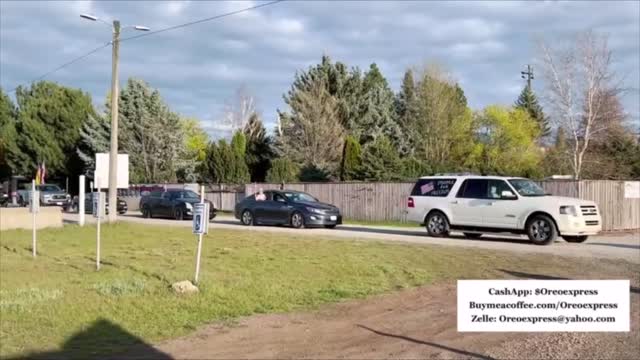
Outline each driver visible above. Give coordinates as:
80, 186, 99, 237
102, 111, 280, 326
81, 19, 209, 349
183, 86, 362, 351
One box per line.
255, 188, 266, 201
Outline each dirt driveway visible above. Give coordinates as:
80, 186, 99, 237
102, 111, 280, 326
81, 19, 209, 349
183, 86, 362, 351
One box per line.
120, 280, 639, 360
65, 213, 640, 264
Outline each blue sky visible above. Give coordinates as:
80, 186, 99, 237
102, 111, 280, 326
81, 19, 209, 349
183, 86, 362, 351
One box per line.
1, 0, 638, 138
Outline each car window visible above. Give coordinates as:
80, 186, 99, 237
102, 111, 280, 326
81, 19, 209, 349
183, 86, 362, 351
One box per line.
283, 192, 318, 202
263, 191, 274, 201
150, 191, 161, 198
169, 192, 180, 200
411, 179, 456, 197
38, 185, 61, 192
273, 193, 287, 202
457, 179, 488, 199
487, 180, 514, 199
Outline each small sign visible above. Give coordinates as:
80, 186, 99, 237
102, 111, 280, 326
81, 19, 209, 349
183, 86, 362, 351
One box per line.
93, 192, 106, 218
29, 191, 40, 213
624, 181, 640, 199
192, 203, 207, 234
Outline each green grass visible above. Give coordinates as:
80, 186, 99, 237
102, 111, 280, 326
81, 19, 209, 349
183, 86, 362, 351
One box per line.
0, 223, 637, 359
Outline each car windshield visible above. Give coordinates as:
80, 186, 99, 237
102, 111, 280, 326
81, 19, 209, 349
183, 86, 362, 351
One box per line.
508, 179, 546, 197
283, 192, 318, 203
178, 191, 199, 199
38, 185, 61, 192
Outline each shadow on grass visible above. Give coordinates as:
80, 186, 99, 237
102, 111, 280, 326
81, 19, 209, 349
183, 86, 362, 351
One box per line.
499, 269, 640, 294
357, 324, 495, 360
587, 242, 640, 250
6, 318, 172, 360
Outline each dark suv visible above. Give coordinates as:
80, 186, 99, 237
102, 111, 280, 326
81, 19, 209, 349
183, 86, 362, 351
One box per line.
139, 189, 217, 220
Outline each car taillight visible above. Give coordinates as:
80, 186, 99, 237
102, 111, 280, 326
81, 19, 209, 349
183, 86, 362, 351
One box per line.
407, 197, 415, 208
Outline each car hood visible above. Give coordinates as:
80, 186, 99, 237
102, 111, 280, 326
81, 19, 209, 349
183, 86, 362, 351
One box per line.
295, 201, 339, 211
532, 195, 597, 207
42, 191, 67, 196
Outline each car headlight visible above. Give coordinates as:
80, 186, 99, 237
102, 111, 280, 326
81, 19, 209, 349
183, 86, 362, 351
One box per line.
560, 205, 578, 216
185, 202, 193, 210
306, 207, 323, 214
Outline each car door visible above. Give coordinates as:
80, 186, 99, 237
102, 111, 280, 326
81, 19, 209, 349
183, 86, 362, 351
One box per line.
159, 192, 173, 217
254, 191, 275, 223
483, 180, 519, 229
272, 192, 292, 223
450, 179, 490, 226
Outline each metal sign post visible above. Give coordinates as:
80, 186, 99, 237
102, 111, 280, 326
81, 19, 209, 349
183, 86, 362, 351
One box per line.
193, 185, 209, 284
29, 180, 40, 257
94, 178, 105, 271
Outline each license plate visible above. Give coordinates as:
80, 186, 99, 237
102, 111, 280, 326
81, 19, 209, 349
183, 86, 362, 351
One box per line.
330, 216, 337, 221
56, 202, 63, 206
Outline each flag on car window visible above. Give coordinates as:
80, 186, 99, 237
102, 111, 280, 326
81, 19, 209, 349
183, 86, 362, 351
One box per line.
420, 182, 434, 194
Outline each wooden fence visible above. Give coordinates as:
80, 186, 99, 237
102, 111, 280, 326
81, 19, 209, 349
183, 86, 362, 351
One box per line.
250, 180, 639, 232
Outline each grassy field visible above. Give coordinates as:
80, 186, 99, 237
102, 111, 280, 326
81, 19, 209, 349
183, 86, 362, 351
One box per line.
0, 223, 637, 359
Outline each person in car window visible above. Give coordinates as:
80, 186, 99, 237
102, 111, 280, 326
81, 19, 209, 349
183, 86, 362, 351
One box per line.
255, 188, 266, 201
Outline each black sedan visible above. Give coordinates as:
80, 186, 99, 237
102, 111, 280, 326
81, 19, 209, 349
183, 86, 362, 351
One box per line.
70, 192, 128, 215
139, 189, 217, 220
234, 190, 342, 228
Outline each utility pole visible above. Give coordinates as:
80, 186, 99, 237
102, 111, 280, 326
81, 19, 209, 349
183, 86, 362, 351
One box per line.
81, 14, 149, 223
521, 64, 534, 89
108, 20, 120, 223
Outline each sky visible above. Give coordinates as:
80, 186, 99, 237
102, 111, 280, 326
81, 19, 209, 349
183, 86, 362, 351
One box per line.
1, 0, 639, 138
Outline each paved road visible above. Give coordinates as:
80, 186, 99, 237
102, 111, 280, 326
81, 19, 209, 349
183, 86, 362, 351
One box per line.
63, 212, 640, 264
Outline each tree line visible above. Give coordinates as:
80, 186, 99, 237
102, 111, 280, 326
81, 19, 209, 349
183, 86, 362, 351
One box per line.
1, 30, 638, 186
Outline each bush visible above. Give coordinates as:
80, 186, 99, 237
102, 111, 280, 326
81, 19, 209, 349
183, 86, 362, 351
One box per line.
266, 158, 298, 183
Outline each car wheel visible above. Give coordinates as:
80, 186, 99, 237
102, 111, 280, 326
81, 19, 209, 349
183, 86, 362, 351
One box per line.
324, 224, 337, 229
526, 215, 557, 245
562, 235, 589, 243
463, 232, 482, 239
426, 211, 449, 237
142, 206, 152, 219
174, 208, 184, 221
290, 211, 305, 229
241, 210, 253, 226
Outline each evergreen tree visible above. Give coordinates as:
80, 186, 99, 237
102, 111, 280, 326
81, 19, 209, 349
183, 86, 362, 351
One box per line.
515, 85, 551, 137
243, 113, 274, 182
360, 136, 403, 181
265, 158, 298, 183
77, 110, 110, 174
400, 157, 432, 180
340, 135, 362, 181
395, 69, 418, 135
231, 131, 250, 183
0, 89, 19, 178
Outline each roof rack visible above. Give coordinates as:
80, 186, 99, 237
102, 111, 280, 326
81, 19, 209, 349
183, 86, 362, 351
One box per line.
434, 172, 480, 176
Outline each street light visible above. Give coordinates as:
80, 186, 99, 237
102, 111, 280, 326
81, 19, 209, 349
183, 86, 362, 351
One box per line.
81, 14, 150, 223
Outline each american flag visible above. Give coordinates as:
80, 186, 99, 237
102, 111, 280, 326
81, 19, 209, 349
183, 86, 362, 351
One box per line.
420, 182, 434, 194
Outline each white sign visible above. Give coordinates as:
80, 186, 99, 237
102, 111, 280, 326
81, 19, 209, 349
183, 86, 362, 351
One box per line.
457, 280, 630, 332
29, 191, 40, 213
192, 203, 209, 234
93, 192, 106, 218
94, 153, 130, 189
624, 181, 640, 199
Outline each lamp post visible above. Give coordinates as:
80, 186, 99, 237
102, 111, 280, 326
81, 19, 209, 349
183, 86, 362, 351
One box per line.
81, 14, 149, 223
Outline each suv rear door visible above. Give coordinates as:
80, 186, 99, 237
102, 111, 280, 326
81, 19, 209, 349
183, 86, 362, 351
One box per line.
452, 179, 489, 226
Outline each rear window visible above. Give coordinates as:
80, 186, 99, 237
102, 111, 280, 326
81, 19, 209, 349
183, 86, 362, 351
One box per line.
411, 178, 456, 197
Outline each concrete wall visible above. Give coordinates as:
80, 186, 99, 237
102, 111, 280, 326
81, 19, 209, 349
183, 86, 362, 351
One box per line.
0, 207, 63, 231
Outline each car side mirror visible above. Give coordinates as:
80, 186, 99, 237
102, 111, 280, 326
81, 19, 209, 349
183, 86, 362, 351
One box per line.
501, 190, 517, 199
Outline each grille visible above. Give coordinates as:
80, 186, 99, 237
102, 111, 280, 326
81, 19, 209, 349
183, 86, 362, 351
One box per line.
580, 206, 598, 216
585, 220, 599, 226
52, 195, 66, 200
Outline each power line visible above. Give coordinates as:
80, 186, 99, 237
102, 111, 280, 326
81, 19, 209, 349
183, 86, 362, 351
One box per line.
8, 42, 111, 93
7, 0, 284, 92
119, 0, 285, 43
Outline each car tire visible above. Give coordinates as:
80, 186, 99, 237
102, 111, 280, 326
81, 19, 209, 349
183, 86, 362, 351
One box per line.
119, 211, 127, 215
526, 214, 557, 245
290, 211, 305, 229
562, 235, 589, 243
174, 208, 184, 221
241, 209, 254, 226
324, 224, 337, 229
463, 232, 482, 239
425, 211, 449, 237
142, 206, 152, 219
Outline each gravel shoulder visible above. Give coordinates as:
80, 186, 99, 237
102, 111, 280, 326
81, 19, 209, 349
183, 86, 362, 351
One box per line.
65, 212, 640, 264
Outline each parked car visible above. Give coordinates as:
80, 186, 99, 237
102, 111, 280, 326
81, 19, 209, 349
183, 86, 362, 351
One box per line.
406, 174, 602, 245
17, 184, 70, 208
70, 192, 128, 215
139, 189, 217, 220
234, 190, 342, 228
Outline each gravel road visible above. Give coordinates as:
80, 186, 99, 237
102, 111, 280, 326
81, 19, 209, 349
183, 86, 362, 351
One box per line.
64, 212, 640, 264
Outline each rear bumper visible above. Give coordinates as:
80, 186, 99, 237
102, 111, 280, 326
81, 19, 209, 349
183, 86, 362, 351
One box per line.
305, 214, 342, 227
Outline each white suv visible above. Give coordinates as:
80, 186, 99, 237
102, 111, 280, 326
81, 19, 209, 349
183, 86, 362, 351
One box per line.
406, 175, 602, 245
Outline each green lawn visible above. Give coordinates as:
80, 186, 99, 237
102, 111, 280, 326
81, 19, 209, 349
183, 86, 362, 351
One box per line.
0, 223, 636, 359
